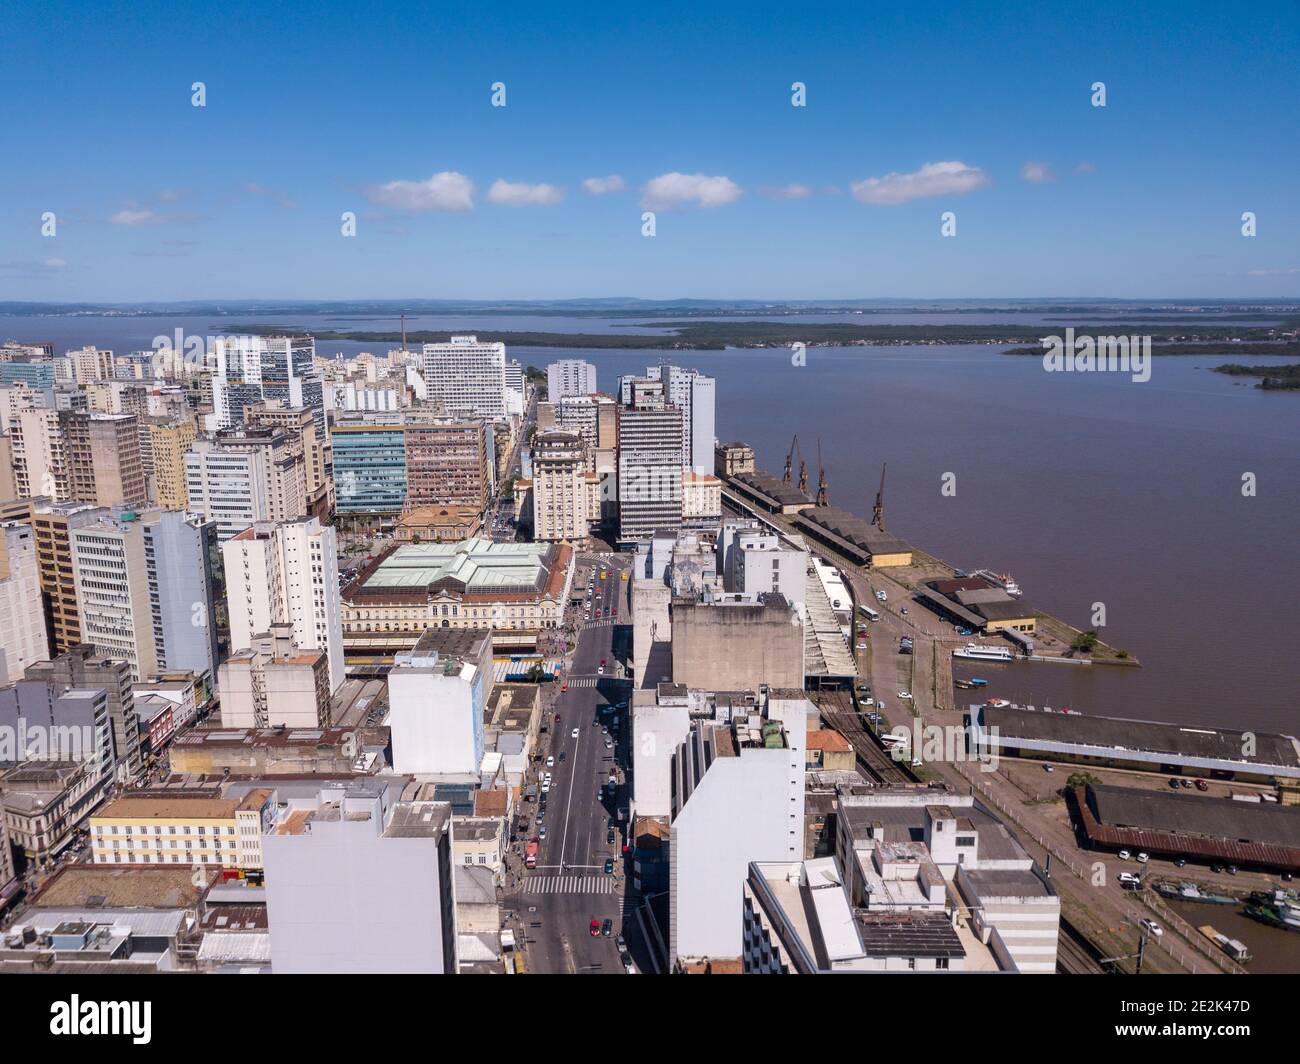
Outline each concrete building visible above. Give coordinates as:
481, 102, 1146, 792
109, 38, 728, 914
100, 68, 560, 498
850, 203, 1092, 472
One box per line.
645, 364, 715, 474
671, 592, 805, 692
715, 441, 755, 478
28, 500, 106, 656
388, 628, 492, 776
222, 518, 345, 693
89, 790, 274, 869
246, 403, 332, 517
0, 522, 49, 683
70, 511, 160, 682
26, 647, 140, 783
11, 409, 147, 509
546, 359, 596, 400
261, 781, 457, 974
217, 626, 331, 729
403, 417, 491, 511
144, 416, 197, 509
630, 530, 720, 689
530, 429, 591, 543
168, 726, 361, 777
718, 518, 808, 607
421, 335, 507, 419
668, 690, 808, 965
141, 510, 221, 683
681, 471, 721, 527
617, 385, 683, 543
184, 426, 308, 541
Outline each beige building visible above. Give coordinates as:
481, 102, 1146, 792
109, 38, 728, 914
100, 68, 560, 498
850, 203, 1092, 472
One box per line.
64, 412, 148, 509
530, 429, 590, 544
27, 499, 107, 654
217, 626, 331, 729
90, 789, 275, 869
247, 402, 333, 517
0, 522, 50, 683
682, 471, 722, 525
185, 426, 308, 541
145, 415, 197, 509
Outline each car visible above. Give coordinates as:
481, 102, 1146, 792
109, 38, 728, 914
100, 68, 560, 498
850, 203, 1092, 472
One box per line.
590, 919, 601, 937
861, 697, 875, 708
571, 727, 580, 738
605, 739, 613, 749
1136, 852, 1149, 863
541, 783, 550, 794
561, 682, 569, 692
856, 683, 871, 693
1140, 918, 1164, 938
1210, 863, 1224, 874
1043, 764, 1055, 773
600, 659, 607, 668
1118, 849, 1132, 861
875, 590, 887, 602
1195, 779, 1209, 791
607, 829, 616, 844
1168, 778, 1181, 789
1118, 871, 1142, 888
538, 826, 547, 838
1173, 858, 1187, 868
597, 665, 604, 675
604, 858, 615, 875
899, 606, 908, 616
601, 919, 613, 937
616, 934, 626, 951
558, 751, 566, 762
1227, 865, 1238, 875
608, 773, 617, 786
1180, 778, 1193, 789
554, 713, 561, 723
857, 642, 868, 650
546, 756, 554, 767
897, 691, 912, 700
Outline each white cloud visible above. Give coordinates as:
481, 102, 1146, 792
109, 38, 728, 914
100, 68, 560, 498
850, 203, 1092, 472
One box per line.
487, 180, 565, 207
642, 172, 743, 210
244, 182, 298, 209
44, 257, 67, 268
1021, 161, 1055, 183
366, 171, 476, 212
581, 175, 626, 195
850, 161, 990, 205
758, 183, 815, 200
109, 208, 163, 226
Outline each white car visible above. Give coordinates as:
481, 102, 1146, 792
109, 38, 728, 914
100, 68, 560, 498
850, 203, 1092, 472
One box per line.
897, 691, 912, 700
1118, 849, 1132, 861
1136, 852, 1150, 863
875, 590, 887, 602
605, 739, 613, 749
1140, 918, 1164, 938
571, 728, 580, 738
546, 756, 555, 767
541, 782, 550, 794
861, 696, 875, 708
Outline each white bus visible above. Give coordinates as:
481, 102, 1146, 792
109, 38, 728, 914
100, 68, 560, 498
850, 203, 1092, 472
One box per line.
858, 604, 881, 622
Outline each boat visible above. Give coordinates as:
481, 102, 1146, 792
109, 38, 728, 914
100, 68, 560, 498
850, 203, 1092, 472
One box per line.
968, 678, 989, 687
1198, 925, 1252, 961
954, 679, 978, 690
1243, 889, 1300, 932
984, 697, 1011, 708
953, 643, 1015, 662
1155, 881, 1237, 905
968, 569, 1022, 597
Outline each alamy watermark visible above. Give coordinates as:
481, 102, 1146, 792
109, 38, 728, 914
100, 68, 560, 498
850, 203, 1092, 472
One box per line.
1042, 327, 1151, 383
0, 718, 102, 763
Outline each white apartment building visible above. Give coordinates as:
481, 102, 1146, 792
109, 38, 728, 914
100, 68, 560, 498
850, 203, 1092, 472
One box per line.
0, 522, 50, 683
503, 359, 525, 416
70, 513, 160, 682
668, 692, 808, 965
718, 518, 809, 607
546, 359, 596, 400
184, 427, 307, 541
388, 631, 487, 775
222, 518, 345, 692
421, 336, 507, 419
646, 364, 716, 474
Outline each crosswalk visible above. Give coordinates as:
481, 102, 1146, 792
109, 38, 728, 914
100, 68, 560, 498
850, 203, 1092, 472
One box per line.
525, 874, 615, 895
566, 676, 599, 688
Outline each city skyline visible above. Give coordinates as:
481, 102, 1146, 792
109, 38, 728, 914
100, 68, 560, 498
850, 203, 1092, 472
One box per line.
2, 1, 1298, 302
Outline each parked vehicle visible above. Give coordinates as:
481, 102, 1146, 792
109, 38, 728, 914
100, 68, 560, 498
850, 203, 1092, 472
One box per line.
1140, 918, 1164, 938
1118, 849, 1132, 861
525, 839, 540, 869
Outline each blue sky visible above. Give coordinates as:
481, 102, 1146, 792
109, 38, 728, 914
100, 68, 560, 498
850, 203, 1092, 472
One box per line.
2, 0, 1297, 301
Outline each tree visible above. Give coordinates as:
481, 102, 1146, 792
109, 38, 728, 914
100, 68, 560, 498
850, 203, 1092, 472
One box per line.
1070, 629, 1099, 653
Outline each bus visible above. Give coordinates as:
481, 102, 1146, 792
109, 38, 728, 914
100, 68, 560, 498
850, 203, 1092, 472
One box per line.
858, 603, 881, 622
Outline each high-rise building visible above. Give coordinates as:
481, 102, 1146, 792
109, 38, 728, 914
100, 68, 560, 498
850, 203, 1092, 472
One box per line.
617, 383, 683, 543
63, 412, 149, 509
145, 415, 197, 509
403, 418, 491, 510
546, 359, 597, 400
222, 518, 345, 692
503, 359, 525, 416
530, 430, 591, 543
421, 336, 506, 419
70, 512, 160, 681
647, 364, 716, 474
218, 625, 331, 729
331, 420, 407, 514
27, 646, 141, 783
246, 403, 332, 516
262, 782, 457, 974
142, 510, 221, 683
185, 426, 308, 540
28, 499, 107, 655
0, 522, 50, 683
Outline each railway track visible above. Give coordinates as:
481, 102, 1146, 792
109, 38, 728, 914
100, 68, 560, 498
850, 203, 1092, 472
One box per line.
815, 691, 911, 785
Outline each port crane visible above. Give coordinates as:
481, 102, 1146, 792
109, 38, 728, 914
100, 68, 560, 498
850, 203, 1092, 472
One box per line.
871, 463, 887, 530
815, 438, 828, 507
783, 435, 808, 496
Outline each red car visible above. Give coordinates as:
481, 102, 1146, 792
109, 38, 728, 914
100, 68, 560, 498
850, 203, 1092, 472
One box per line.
561, 682, 568, 692
589, 919, 601, 937
600, 659, 606, 668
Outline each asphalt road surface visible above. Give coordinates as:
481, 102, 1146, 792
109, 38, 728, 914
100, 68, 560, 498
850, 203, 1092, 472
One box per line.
509, 552, 651, 974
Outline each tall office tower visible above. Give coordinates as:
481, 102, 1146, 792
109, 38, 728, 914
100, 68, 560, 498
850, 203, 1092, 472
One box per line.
145, 415, 197, 509
330, 418, 408, 515
0, 435, 15, 502
262, 782, 457, 974
617, 382, 683, 543
69, 511, 158, 681
28, 646, 141, 783
503, 359, 525, 416
222, 517, 345, 692
67, 346, 115, 384
256, 336, 325, 436
29, 499, 107, 655
247, 403, 332, 515
62, 411, 149, 508
546, 359, 597, 400
539, 393, 618, 467
211, 376, 266, 429
421, 336, 507, 418
184, 426, 307, 541
141, 510, 221, 683
530, 430, 591, 543
0, 522, 50, 683
647, 364, 716, 474
403, 417, 492, 510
